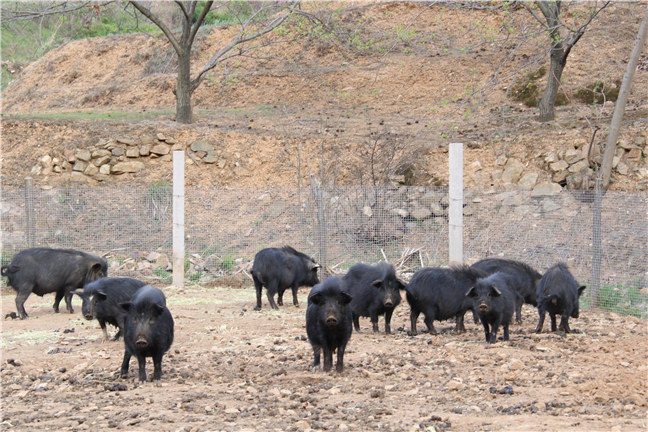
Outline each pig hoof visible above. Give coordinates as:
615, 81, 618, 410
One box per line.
253, 306, 261, 311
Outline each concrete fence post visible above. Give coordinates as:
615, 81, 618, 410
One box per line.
172, 151, 185, 288
449, 143, 464, 265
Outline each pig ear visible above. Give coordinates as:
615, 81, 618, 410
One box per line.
489, 286, 502, 297
309, 292, 323, 305
94, 291, 107, 301
120, 302, 132, 311
578, 285, 586, 296
339, 291, 352, 304
71, 290, 86, 298
371, 279, 384, 288
308, 261, 320, 270
153, 304, 165, 316
465, 286, 477, 297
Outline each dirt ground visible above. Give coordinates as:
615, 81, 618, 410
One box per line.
1, 282, 646, 432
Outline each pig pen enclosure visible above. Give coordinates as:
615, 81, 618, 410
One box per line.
1, 183, 647, 431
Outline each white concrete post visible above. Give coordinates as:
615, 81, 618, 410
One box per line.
449, 143, 464, 265
172, 151, 185, 287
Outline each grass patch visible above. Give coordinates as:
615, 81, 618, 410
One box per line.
153, 269, 172, 284
581, 283, 648, 319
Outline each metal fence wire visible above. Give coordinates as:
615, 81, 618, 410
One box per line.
1, 183, 647, 318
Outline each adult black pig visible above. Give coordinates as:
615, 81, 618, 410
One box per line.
120, 286, 174, 382
1, 248, 107, 319
471, 258, 542, 323
72, 277, 146, 342
405, 266, 484, 335
342, 262, 405, 333
251, 246, 320, 310
535, 263, 586, 333
306, 277, 353, 372
466, 272, 521, 343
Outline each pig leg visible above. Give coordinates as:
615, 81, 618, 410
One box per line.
559, 314, 571, 333
370, 312, 379, 332
409, 309, 420, 335
454, 312, 466, 333
99, 320, 109, 342
120, 350, 131, 377
534, 306, 546, 333
64, 290, 74, 314
253, 274, 263, 311
515, 302, 523, 325
291, 286, 299, 307
110, 329, 122, 342
489, 321, 500, 343
53, 290, 64, 313
266, 281, 279, 310
423, 310, 437, 335
472, 307, 479, 324
136, 353, 147, 382
277, 288, 285, 306
502, 322, 510, 341
336, 343, 347, 373
152, 353, 163, 380
312, 345, 321, 369
481, 321, 491, 343
549, 313, 557, 332
384, 308, 394, 334
352, 313, 361, 332
322, 346, 333, 372
15, 289, 30, 319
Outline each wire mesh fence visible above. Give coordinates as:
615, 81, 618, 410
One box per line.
1, 182, 647, 317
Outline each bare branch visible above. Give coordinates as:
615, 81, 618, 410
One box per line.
564, 1, 610, 49
175, 1, 190, 20
189, 1, 214, 46
1, 1, 109, 22
192, 1, 299, 89
522, 3, 547, 27
130, 1, 182, 56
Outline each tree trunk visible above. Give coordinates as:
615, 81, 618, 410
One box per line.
538, 50, 566, 122
176, 53, 193, 124
600, 5, 648, 189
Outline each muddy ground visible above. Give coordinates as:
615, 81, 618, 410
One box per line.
1, 283, 646, 432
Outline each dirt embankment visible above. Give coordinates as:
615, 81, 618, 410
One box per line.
1, 2, 647, 189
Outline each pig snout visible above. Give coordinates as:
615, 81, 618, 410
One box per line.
135, 337, 149, 348
478, 302, 489, 312
83, 313, 93, 320
325, 311, 339, 327
384, 297, 394, 308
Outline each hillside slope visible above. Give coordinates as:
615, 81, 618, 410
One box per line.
1, 2, 647, 190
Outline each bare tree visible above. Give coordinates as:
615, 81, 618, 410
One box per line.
600, 4, 648, 189
130, 1, 300, 124
523, 1, 609, 122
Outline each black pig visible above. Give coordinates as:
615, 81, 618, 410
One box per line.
306, 277, 353, 372
471, 258, 542, 324
251, 246, 320, 310
1, 248, 107, 319
535, 263, 585, 333
120, 286, 174, 382
343, 262, 405, 333
72, 278, 146, 342
405, 266, 484, 335
466, 272, 520, 343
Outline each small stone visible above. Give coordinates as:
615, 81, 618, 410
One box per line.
94, 174, 110, 182
111, 161, 145, 174
40, 154, 52, 167
469, 161, 482, 171
30, 165, 42, 175
362, 206, 373, 218
160, 154, 172, 162
117, 137, 139, 146
111, 147, 125, 157
151, 144, 170, 155
618, 139, 633, 150
70, 172, 87, 182
616, 162, 629, 175
156, 133, 166, 141
92, 149, 111, 158
549, 160, 569, 172
190, 140, 213, 153
203, 153, 217, 164
495, 155, 508, 166
612, 155, 621, 168
531, 182, 562, 197
517, 172, 538, 190
164, 137, 176, 144
563, 148, 582, 164
84, 164, 99, 176
99, 164, 111, 175
72, 161, 87, 172
53, 165, 62, 173
552, 170, 569, 183
627, 148, 642, 160
75, 149, 91, 162
411, 206, 431, 220
499, 385, 514, 395
568, 160, 589, 173
91, 155, 110, 166
140, 145, 150, 156
140, 135, 156, 146
500, 158, 524, 184
126, 147, 140, 158
216, 158, 226, 168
